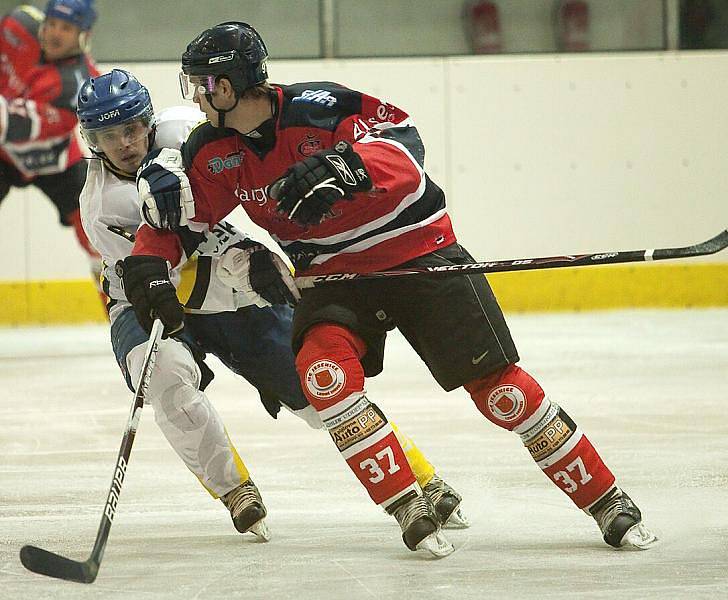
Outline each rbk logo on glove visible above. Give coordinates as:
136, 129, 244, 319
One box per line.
271, 140, 372, 227
325, 155, 356, 186
117, 255, 185, 338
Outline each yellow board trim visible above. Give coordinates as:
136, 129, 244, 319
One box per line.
1, 263, 726, 325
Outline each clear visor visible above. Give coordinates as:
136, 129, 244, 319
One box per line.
179, 72, 217, 100
83, 117, 151, 152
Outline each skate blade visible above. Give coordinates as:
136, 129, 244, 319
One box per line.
619, 522, 659, 550
415, 530, 454, 558
249, 519, 271, 542
443, 507, 471, 530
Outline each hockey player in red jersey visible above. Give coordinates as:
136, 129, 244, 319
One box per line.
0, 1, 102, 301
122, 22, 659, 556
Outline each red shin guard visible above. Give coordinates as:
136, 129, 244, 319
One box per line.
466, 365, 615, 508
296, 324, 416, 506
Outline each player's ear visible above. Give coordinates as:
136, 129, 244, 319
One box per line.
219, 77, 236, 99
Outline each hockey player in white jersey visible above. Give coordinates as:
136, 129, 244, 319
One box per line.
76, 69, 468, 545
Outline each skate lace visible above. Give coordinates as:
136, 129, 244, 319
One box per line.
592, 489, 632, 532
393, 495, 430, 531
222, 481, 260, 519
423, 475, 450, 506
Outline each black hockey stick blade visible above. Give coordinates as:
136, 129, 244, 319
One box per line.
657, 228, 727, 258
19, 545, 98, 584
295, 229, 728, 288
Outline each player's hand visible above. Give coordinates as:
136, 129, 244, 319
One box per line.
137, 148, 195, 231
216, 242, 300, 307
116, 255, 184, 337
270, 141, 372, 226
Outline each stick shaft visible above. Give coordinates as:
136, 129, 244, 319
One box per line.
295, 230, 728, 289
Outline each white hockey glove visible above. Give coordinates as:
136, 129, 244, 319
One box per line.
216, 243, 301, 307
137, 147, 195, 230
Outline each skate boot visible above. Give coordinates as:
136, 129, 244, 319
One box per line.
389, 491, 454, 558
221, 479, 271, 542
587, 487, 658, 550
423, 474, 470, 529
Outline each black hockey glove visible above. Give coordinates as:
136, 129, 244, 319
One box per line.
137, 148, 195, 231
216, 241, 301, 307
116, 255, 184, 338
271, 140, 372, 226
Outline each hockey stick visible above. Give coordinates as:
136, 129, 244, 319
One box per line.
19, 318, 164, 584
295, 229, 728, 288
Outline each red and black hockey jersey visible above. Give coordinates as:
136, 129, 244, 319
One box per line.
0, 5, 99, 179
134, 81, 457, 276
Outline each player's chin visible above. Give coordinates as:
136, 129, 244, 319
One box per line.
118, 156, 143, 174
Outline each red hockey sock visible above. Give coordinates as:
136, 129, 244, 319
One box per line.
296, 324, 417, 507
465, 365, 615, 508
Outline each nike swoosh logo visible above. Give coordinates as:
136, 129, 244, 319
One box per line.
471, 350, 489, 365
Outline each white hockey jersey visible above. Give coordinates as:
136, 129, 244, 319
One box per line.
80, 105, 261, 324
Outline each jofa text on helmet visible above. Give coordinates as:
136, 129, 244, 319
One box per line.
98, 109, 121, 122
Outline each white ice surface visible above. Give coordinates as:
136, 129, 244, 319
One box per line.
1, 309, 727, 599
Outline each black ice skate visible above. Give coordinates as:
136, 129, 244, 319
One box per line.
423, 474, 471, 529
221, 479, 271, 542
388, 491, 454, 558
588, 487, 658, 550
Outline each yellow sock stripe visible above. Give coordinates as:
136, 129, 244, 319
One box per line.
225, 428, 251, 485
391, 421, 435, 488
1, 263, 726, 325
194, 430, 251, 500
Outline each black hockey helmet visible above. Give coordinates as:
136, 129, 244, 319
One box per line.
181, 22, 268, 95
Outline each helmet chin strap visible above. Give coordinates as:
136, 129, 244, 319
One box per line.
206, 92, 240, 129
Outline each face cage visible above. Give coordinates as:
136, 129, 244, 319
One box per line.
179, 72, 217, 100
82, 115, 153, 153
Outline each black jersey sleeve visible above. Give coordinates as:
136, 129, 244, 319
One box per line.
278, 82, 364, 132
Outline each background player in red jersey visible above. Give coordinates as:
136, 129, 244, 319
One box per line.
0, 1, 102, 301
121, 22, 658, 557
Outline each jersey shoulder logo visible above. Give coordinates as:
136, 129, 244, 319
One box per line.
291, 89, 338, 108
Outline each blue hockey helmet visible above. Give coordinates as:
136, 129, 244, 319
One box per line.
45, 0, 97, 31
77, 69, 154, 149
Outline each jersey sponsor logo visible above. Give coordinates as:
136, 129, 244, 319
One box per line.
486, 384, 526, 423
208, 150, 244, 174
291, 89, 337, 107
305, 359, 346, 400
297, 133, 322, 156
351, 105, 397, 140
98, 109, 121, 122
208, 53, 235, 64
234, 184, 268, 206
